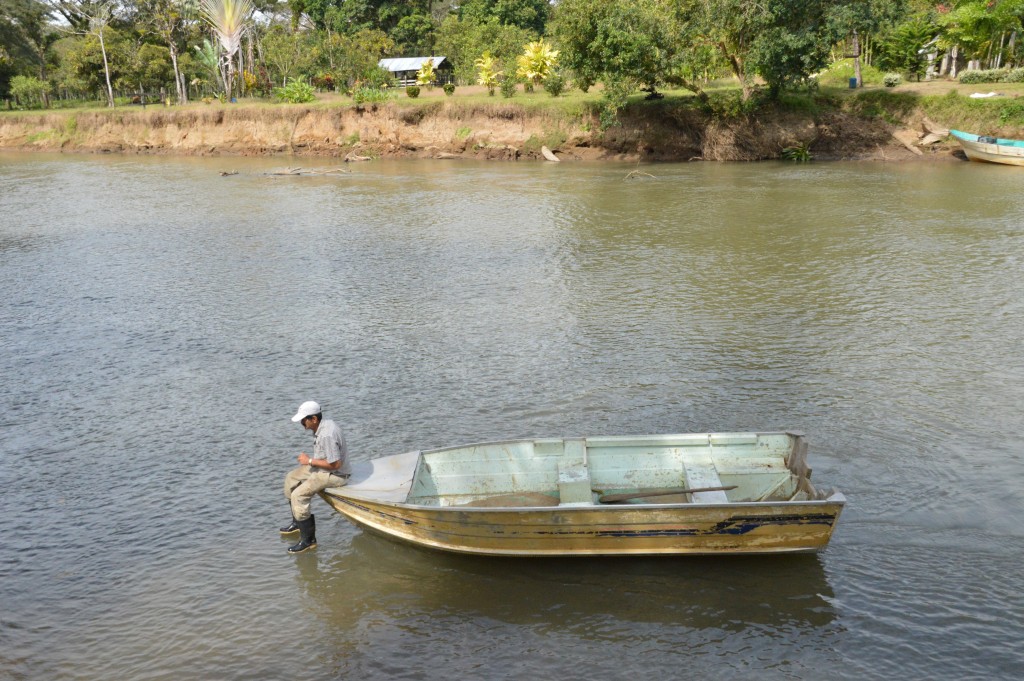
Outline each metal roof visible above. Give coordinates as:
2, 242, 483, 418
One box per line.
378, 57, 449, 73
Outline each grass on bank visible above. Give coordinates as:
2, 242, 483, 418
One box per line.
6, 74, 1024, 141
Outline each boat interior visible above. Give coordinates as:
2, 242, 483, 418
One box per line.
405, 432, 822, 508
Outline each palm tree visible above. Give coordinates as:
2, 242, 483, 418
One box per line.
199, 0, 253, 100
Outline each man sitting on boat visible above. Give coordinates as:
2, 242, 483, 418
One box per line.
280, 400, 351, 554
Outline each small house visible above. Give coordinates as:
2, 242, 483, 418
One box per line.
378, 57, 453, 87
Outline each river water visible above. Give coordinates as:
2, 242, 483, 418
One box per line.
0, 152, 1021, 680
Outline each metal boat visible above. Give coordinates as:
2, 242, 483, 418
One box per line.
320, 431, 844, 556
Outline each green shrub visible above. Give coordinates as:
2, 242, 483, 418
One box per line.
274, 79, 316, 103
500, 75, 517, 98
363, 67, 397, 90
9, 75, 51, 108
997, 99, 1024, 124
599, 76, 636, 129
956, 68, 1024, 84
351, 87, 393, 105
312, 72, 336, 91
701, 90, 752, 119
405, 85, 421, 98
781, 142, 812, 162
1005, 68, 1024, 82
817, 59, 884, 87
543, 72, 566, 97
443, 82, 455, 96
883, 73, 902, 88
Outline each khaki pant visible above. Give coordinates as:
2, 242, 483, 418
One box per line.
283, 465, 349, 521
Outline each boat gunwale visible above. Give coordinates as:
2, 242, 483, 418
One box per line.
322, 489, 846, 512
328, 431, 836, 510
406, 430, 805, 457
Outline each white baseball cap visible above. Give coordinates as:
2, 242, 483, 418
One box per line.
291, 400, 321, 422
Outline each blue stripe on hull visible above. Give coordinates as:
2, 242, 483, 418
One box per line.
533, 513, 838, 538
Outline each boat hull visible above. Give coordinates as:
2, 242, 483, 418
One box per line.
950, 129, 1024, 166
321, 492, 844, 557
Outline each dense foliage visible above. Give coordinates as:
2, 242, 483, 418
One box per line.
4, 1, 1024, 110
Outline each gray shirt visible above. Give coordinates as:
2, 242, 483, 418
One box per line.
313, 419, 350, 475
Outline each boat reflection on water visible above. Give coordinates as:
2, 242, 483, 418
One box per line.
292, 530, 838, 635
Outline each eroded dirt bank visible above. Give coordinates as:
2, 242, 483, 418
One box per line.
0, 99, 957, 162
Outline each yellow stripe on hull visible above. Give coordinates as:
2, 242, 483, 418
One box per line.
322, 493, 843, 557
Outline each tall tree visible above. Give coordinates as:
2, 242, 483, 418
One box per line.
937, 0, 1024, 72
459, 0, 548, 33
434, 11, 535, 83
874, 11, 939, 79
1, 0, 57, 105
551, 0, 682, 93
81, 2, 117, 106
139, 0, 194, 103
45, 0, 110, 31
681, 0, 839, 100
829, 0, 908, 86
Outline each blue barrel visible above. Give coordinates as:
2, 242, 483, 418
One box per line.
849, 77, 858, 89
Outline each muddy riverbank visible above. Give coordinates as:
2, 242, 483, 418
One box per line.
0, 97, 960, 162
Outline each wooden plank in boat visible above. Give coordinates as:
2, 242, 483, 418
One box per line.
682, 448, 730, 503
457, 492, 559, 507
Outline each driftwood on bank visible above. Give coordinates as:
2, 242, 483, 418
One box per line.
541, 145, 560, 162
892, 130, 924, 155
892, 118, 951, 154
920, 117, 950, 145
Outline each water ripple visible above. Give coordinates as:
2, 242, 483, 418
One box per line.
0, 155, 1022, 680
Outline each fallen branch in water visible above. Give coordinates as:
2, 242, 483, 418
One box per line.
266, 167, 351, 176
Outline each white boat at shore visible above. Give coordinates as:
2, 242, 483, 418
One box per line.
950, 129, 1024, 165
319, 431, 845, 557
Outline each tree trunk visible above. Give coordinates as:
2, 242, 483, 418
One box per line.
852, 30, 862, 87
98, 28, 115, 108
950, 45, 960, 78
169, 41, 186, 104
719, 42, 750, 101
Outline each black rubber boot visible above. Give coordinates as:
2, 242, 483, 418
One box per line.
280, 505, 300, 535
287, 515, 317, 554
